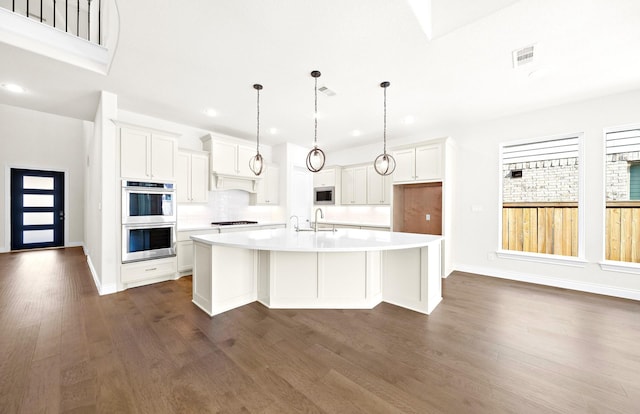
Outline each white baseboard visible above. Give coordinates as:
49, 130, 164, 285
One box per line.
66, 241, 84, 248
453, 263, 640, 301
86, 253, 117, 295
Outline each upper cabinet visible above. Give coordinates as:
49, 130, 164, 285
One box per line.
120, 126, 177, 181
313, 168, 338, 188
251, 164, 279, 205
367, 165, 391, 205
341, 165, 367, 205
200, 134, 261, 192
392, 142, 442, 183
177, 150, 209, 203
209, 139, 256, 178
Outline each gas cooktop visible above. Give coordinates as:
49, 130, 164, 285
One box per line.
211, 221, 258, 226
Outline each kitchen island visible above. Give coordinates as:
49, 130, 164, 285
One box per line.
191, 228, 443, 316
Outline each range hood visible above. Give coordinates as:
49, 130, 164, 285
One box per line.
210, 174, 259, 192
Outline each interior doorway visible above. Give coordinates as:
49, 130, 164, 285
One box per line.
10, 168, 65, 250
393, 182, 442, 235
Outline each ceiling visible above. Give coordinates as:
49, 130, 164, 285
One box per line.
2, 0, 640, 151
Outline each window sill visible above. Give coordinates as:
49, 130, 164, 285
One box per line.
496, 250, 587, 267
600, 260, 640, 274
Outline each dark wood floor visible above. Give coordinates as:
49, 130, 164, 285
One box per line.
1, 248, 640, 413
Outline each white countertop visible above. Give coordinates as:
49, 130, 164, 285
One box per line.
178, 222, 286, 232
318, 220, 390, 229
191, 228, 442, 252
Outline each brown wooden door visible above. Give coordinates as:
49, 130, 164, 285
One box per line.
402, 182, 442, 235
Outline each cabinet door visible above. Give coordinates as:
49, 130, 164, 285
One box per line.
341, 168, 355, 204
237, 145, 256, 177
176, 152, 191, 203
415, 144, 442, 181
367, 165, 391, 204
264, 165, 279, 204
121, 128, 150, 179
190, 153, 209, 202
313, 169, 335, 187
211, 141, 237, 175
353, 166, 367, 204
254, 165, 279, 205
151, 134, 176, 181
177, 240, 193, 272
392, 148, 416, 182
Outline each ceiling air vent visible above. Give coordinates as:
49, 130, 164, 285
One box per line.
318, 86, 336, 96
512, 45, 535, 68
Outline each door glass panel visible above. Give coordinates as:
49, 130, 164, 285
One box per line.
23, 212, 54, 225
23, 230, 54, 244
23, 176, 54, 190
23, 194, 54, 207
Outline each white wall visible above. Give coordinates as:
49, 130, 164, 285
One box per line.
334, 88, 640, 299
84, 91, 118, 294
0, 104, 86, 252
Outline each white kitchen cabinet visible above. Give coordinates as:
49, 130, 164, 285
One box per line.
120, 126, 177, 181
177, 228, 220, 274
177, 224, 285, 274
177, 150, 209, 203
252, 165, 279, 205
392, 142, 442, 183
341, 165, 367, 205
367, 165, 391, 205
236, 145, 256, 177
209, 140, 256, 178
121, 256, 177, 287
313, 168, 338, 187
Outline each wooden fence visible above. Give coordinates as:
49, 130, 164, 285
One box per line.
503, 202, 640, 262
502, 203, 578, 256
605, 202, 640, 262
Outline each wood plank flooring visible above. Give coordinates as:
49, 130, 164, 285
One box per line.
1, 247, 640, 413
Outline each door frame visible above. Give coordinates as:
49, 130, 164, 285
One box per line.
4, 164, 70, 252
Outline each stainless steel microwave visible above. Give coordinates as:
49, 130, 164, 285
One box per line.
314, 186, 335, 205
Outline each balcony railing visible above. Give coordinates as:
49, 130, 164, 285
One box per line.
3, 0, 102, 44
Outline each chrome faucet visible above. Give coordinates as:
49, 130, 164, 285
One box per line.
289, 215, 299, 231
314, 208, 324, 232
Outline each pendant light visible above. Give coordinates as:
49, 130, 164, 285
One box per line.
249, 83, 264, 176
373, 81, 396, 176
306, 70, 326, 172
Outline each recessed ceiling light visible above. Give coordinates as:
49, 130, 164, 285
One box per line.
352, 130, 361, 137
203, 108, 217, 117
403, 115, 415, 125
269, 128, 278, 135
1, 83, 25, 93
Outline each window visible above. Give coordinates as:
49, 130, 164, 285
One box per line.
500, 133, 584, 261
605, 126, 640, 263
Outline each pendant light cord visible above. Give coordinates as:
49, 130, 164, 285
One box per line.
256, 86, 260, 153
314, 75, 318, 147
383, 85, 387, 154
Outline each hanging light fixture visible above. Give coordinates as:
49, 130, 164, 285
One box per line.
306, 70, 326, 172
374, 81, 396, 176
249, 83, 264, 176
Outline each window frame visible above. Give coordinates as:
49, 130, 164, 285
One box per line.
497, 131, 586, 267
600, 123, 640, 273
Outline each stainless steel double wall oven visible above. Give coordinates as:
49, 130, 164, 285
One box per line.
121, 180, 176, 262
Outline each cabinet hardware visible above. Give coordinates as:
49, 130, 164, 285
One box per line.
145, 267, 157, 271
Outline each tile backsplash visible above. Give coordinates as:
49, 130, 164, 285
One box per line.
177, 190, 283, 227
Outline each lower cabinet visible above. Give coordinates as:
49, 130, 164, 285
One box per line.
178, 224, 286, 275
121, 256, 177, 287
